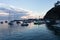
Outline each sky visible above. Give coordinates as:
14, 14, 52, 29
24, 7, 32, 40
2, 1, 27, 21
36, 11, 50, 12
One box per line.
0, 0, 60, 18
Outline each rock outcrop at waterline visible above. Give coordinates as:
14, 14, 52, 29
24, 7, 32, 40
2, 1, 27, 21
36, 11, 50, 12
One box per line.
44, 1, 60, 20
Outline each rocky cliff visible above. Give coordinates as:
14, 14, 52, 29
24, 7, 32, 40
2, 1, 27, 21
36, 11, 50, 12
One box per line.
44, 5, 60, 20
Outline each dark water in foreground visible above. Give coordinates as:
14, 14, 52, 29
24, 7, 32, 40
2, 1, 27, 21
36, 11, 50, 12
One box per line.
0, 23, 60, 40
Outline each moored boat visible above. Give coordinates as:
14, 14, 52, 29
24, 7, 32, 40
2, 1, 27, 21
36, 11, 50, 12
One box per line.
21, 23, 29, 26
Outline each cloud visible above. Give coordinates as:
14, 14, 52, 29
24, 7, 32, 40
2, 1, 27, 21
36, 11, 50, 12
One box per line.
0, 3, 41, 20
0, 3, 6, 5
0, 13, 9, 16
0, 3, 33, 20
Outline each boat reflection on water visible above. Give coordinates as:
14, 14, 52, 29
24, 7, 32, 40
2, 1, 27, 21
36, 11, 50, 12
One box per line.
0, 20, 60, 40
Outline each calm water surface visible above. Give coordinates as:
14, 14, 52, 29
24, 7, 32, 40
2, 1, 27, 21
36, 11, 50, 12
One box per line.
0, 22, 60, 40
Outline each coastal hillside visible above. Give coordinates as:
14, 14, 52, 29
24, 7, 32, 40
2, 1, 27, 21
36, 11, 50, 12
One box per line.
44, 5, 60, 20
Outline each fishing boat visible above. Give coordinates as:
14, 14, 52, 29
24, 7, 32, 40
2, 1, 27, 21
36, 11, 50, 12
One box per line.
21, 23, 28, 26
34, 21, 45, 25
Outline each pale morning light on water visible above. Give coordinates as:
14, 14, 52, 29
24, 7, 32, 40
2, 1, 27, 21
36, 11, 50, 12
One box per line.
0, 0, 60, 40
